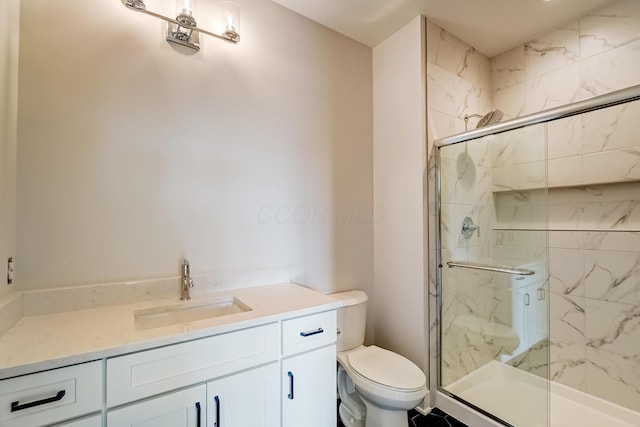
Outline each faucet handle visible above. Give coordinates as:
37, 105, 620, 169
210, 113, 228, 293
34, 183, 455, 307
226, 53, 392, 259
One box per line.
461, 217, 480, 239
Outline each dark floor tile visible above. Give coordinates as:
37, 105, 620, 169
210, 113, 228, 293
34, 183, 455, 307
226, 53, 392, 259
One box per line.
410, 407, 468, 427
337, 400, 468, 427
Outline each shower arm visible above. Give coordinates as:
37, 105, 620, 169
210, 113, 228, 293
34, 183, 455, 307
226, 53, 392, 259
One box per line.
463, 114, 483, 131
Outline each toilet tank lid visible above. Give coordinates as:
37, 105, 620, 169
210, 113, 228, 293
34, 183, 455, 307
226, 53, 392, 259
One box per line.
329, 290, 368, 306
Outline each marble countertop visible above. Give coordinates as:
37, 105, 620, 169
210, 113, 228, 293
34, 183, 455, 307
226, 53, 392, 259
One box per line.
0, 282, 341, 380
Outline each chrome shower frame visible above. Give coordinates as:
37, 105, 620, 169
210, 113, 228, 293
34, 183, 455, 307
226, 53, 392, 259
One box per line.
431, 84, 640, 426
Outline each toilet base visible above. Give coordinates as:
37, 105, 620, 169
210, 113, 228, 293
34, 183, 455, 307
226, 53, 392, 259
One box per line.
361, 396, 409, 427
339, 402, 365, 427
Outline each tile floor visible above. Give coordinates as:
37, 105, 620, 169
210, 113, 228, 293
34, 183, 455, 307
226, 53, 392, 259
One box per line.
408, 408, 468, 427
337, 404, 468, 427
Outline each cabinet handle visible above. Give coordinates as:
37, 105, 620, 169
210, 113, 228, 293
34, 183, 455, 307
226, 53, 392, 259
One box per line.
524, 293, 530, 306
214, 395, 220, 427
538, 287, 545, 300
300, 328, 324, 337
195, 402, 201, 427
287, 371, 294, 400
11, 390, 66, 412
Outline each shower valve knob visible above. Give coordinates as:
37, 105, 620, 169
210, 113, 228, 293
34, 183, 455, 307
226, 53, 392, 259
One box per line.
461, 217, 480, 239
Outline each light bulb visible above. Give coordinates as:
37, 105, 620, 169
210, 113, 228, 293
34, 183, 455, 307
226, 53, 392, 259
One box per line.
222, 1, 240, 34
176, 0, 196, 15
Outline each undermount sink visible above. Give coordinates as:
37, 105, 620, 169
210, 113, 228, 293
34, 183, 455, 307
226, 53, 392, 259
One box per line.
134, 296, 252, 330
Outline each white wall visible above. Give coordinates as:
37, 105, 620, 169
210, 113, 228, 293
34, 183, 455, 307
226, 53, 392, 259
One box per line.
372, 16, 427, 373
0, 0, 20, 300
16, 0, 373, 295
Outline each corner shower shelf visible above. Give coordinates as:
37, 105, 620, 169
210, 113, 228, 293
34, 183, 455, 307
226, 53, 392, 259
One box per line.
446, 261, 535, 276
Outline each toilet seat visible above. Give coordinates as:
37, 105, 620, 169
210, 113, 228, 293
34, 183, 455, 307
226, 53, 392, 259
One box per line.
348, 346, 425, 391
338, 346, 427, 412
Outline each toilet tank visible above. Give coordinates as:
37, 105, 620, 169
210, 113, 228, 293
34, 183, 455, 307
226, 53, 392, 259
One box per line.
330, 290, 368, 352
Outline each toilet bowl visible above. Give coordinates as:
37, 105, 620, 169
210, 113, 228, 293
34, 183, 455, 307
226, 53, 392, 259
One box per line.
331, 291, 427, 427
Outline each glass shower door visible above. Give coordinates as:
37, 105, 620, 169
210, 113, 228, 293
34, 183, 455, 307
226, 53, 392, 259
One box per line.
437, 123, 550, 427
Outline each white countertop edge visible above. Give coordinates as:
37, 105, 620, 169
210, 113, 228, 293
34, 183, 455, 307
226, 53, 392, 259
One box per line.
0, 284, 342, 380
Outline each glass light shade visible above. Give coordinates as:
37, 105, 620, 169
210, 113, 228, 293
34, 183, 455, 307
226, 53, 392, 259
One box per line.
176, 0, 196, 16
222, 1, 240, 34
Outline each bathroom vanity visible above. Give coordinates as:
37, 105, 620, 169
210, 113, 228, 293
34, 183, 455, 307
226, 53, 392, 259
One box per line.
0, 283, 340, 427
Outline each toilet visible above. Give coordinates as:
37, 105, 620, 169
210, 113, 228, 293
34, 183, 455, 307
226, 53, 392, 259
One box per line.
331, 291, 427, 427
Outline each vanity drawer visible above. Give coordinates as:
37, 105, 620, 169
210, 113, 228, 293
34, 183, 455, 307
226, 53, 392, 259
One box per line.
282, 310, 337, 356
107, 323, 279, 407
0, 361, 102, 427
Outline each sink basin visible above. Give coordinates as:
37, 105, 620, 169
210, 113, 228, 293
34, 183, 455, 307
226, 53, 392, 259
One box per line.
134, 296, 252, 330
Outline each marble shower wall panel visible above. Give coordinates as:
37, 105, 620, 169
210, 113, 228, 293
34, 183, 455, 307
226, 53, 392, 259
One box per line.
549, 293, 587, 391
524, 22, 580, 81
586, 346, 640, 412
491, 1, 640, 189
585, 298, 640, 411
546, 225, 640, 406
426, 19, 496, 393
582, 101, 640, 154
426, 20, 491, 139
584, 250, 640, 305
581, 39, 640, 98
491, 125, 546, 168
492, 0, 640, 113
579, 0, 640, 59
494, 189, 548, 230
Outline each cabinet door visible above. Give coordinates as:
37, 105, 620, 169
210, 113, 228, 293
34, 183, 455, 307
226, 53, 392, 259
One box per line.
207, 363, 279, 427
282, 345, 336, 427
54, 414, 102, 427
107, 385, 205, 427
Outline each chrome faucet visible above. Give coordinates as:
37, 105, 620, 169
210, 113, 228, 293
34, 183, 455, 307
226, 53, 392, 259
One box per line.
180, 259, 194, 300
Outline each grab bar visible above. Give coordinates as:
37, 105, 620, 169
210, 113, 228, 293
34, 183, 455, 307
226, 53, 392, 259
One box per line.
446, 261, 535, 276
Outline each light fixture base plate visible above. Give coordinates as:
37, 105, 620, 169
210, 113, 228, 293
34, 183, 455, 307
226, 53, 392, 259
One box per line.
166, 23, 200, 52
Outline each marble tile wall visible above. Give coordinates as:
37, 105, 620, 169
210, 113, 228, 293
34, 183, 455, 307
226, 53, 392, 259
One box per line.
491, 0, 640, 189
426, 19, 498, 387
495, 183, 640, 411
488, 0, 640, 413
431, 0, 640, 408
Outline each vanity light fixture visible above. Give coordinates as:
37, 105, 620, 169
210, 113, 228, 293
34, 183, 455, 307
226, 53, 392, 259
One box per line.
121, 0, 240, 52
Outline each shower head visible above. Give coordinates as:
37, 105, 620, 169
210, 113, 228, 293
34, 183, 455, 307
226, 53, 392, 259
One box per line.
476, 109, 504, 128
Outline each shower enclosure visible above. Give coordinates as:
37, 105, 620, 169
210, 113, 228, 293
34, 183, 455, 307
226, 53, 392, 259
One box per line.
434, 85, 640, 427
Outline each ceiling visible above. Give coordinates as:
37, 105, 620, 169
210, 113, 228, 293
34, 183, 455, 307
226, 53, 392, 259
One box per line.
272, 0, 619, 57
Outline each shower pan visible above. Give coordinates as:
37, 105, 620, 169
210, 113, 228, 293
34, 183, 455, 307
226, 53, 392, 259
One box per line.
433, 85, 640, 427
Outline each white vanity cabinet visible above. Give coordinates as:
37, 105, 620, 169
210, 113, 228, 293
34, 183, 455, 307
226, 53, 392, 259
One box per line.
106, 324, 280, 407
107, 384, 205, 427
1, 302, 338, 427
281, 311, 337, 427
54, 414, 102, 427
206, 363, 279, 427
0, 361, 102, 427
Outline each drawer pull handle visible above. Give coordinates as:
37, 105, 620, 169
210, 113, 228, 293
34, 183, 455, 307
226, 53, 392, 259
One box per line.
287, 371, 294, 400
214, 395, 221, 427
195, 402, 201, 427
300, 328, 324, 337
11, 390, 66, 412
